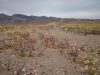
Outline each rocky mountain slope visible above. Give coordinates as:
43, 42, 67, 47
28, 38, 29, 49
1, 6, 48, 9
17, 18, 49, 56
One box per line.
0, 13, 61, 24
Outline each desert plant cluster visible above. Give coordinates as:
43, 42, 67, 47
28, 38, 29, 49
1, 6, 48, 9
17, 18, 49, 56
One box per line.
59, 20, 100, 35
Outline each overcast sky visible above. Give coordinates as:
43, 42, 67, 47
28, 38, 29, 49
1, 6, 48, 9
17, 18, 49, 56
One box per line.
0, 0, 100, 19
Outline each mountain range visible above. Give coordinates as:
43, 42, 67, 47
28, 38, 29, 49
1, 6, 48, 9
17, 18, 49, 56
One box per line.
0, 13, 61, 24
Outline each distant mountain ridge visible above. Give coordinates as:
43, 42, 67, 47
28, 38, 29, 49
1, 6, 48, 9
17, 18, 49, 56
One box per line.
0, 13, 61, 24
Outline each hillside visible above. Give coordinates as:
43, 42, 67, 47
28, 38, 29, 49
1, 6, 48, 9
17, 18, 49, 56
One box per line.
0, 13, 61, 24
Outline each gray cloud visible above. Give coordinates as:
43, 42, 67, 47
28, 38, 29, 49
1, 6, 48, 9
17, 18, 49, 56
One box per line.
0, 0, 100, 19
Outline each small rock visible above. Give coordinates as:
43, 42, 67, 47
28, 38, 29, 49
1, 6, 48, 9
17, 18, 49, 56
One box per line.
27, 65, 30, 67
13, 66, 17, 69
30, 68, 32, 70
22, 69, 26, 72
30, 72, 33, 74
27, 72, 30, 74
1, 64, 8, 69
14, 70, 17, 75
27, 72, 34, 75
62, 72, 65, 75
57, 71, 60, 73
34, 70, 37, 75
40, 65, 43, 67
17, 69, 21, 74
41, 72, 45, 74
7, 68, 10, 71
34, 70, 37, 72
35, 73, 37, 75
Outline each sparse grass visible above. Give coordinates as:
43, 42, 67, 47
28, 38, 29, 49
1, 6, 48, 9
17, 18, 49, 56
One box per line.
59, 49, 65, 54
19, 52, 26, 57
28, 53, 34, 57
38, 53, 44, 57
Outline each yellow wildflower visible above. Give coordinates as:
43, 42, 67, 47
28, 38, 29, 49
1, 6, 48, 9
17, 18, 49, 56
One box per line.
54, 26, 56, 28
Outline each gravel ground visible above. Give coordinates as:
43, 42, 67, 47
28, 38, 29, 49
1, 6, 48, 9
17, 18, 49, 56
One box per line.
0, 25, 100, 75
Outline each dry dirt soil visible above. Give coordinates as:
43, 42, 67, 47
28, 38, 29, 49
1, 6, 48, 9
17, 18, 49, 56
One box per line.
0, 23, 100, 75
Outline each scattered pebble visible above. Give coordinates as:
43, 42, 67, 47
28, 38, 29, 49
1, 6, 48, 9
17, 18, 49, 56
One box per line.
14, 70, 17, 75
17, 69, 21, 74
35, 73, 37, 75
27, 72, 30, 74
27, 65, 30, 67
34, 70, 37, 72
22, 68, 26, 72
62, 72, 65, 75
1, 64, 8, 69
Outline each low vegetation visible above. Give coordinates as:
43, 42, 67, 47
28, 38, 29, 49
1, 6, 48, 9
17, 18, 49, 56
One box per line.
0, 20, 100, 75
